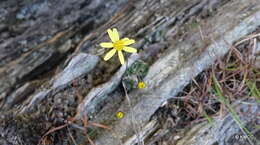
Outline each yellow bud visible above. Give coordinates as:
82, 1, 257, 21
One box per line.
138, 82, 146, 89
116, 111, 124, 119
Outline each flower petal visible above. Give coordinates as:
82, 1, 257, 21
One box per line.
107, 29, 116, 42
107, 28, 119, 42
100, 42, 113, 48
122, 38, 135, 45
123, 47, 137, 53
104, 49, 116, 61
112, 28, 120, 41
118, 50, 125, 65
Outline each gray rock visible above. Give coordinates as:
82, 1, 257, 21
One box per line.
175, 99, 260, 145
2, 82, 35, 110
94, 1, 260, 144
53, 53, 99, 88
20, 89, 51, 113
77, 53, 140, 119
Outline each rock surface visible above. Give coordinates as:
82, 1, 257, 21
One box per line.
0, 0, 259, 145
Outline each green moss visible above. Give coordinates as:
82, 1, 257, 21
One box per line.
125, 60, 149, 79
123, 60, 149, 91
122, 78, 136, 91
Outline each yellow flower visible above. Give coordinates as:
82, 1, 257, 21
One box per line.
138, 81, 146, 89
116, 111, 124, 119
100, 28, 137, 65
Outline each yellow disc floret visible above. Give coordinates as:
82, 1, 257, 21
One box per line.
113, 40, 125, 51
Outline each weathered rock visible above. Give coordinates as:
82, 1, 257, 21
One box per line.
53, 53, 99, 89
0, 0, 128, 99
0, 0, 260, 145
1, 82, 36, 110
174, 99, 260, 145
93, 0, 260, 144
77, 53, 140, 119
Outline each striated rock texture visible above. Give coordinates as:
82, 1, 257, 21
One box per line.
0, 0, 260, 145
175, 99, 260, 145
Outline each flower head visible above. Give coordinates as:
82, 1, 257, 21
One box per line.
138, 81, 146, 89
116, 111, 124, 119
100, 28, 137, 65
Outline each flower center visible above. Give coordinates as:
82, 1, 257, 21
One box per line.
113, 40, 124, 51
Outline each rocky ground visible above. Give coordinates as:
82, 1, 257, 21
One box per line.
0, 0, 260, 145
